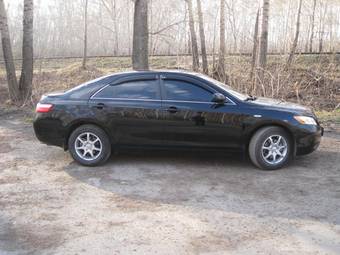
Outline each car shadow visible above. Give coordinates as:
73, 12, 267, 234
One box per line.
64, 148, 340, 225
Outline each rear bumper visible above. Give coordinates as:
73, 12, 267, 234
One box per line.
33, 115, 65, 148
296, 125, 323, 155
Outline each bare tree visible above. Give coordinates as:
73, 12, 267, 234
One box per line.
132, 0, 149, 70
82, 0, 88, 69
19, 0, 34, 102
318, 1, 328, 53
256, 0, 270, 86
286, 0, 303, 69
217, 0, 226, 81
250, 9, 259, 84
225, 0, 238, 52
100, 0, 121, 56
309, 0, 317, 52
0, 0, 20, 103
196, 0, 208, 74
2, 0, 339, 61
186, 0, 199, 71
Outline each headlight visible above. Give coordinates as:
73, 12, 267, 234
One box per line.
294, 116, 317, 125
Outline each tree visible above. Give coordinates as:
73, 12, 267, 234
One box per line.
217, 0, 226, 82
0, 0, 34, 104
318, 1, 328, 53
82, 0, 88, 69
256, 0, 269, 85
186, 0, 199, 71
196, 0, 208, 74
309, 0, 317, 52
286, 0, 303, 69
0, 0, 20, 102
100, 0, 120, 56
19, 0, 34, 102
250, 9, 259, 90
132, 0, 149, 70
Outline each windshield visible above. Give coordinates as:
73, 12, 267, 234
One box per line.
198, 74, 248, 101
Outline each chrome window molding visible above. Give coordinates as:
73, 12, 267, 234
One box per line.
91, 97, 162, 102
162, 99, 236, 105
90, 84, 110, 99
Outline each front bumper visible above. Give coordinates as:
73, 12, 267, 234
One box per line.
296, 125, 323, 155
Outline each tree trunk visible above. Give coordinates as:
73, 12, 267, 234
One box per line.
132, 0, 149, 70
217, 0, 226, 82
186, 0, 199, 71
187, 32, 192, 54
19, 0, 34, 103
318, 3, 327, 54
286, 0, 303, 69
250, 9, 259, 84
82, 0, 88, 69
212, 9, 218, 70
309, 0, 316, 52
196, 0, 208, 74
0, 0, 20, 103
256, 0, 269, 86
113, 0, 119, 56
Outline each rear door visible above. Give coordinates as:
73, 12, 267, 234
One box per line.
160, 74, 243, 149
89, 74, 163, 146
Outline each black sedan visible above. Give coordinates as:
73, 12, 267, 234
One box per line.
33, 70, 323, 170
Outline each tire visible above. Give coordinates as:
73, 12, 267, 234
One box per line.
68, 124, 111, 166
249, 126, 293, 170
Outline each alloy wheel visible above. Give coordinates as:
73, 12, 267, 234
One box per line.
74, 132, 102, 161
261, 135, 288, 165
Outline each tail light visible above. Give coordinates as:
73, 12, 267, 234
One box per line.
36, 103, 53, 113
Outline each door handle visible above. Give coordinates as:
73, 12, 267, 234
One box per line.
95, 103, 106, 110
166, 106, 178, 113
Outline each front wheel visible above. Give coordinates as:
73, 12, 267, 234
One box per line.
68, 124, 111, 166
249, 127, 293, 170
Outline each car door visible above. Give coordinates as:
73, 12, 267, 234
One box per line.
161, 74, 244, 149
89, 74, 164, 147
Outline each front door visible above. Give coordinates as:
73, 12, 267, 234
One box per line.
161, 75, 243, 149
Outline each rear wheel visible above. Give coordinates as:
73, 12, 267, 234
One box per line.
68, 124, 111, 166
249, 126, 292, 170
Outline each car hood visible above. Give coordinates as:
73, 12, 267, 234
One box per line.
248, 97, 313, 115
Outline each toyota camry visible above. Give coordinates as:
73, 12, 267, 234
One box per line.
33, 70, 323, 170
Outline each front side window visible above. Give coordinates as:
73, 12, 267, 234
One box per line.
94, 80, 159, 100
163, 80, 212, 102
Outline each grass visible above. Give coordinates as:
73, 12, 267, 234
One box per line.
316, 109, 340, 124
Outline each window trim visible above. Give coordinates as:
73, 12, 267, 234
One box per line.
90, 76, 237, 105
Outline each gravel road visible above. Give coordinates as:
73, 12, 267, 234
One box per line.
0, 113, 339, 255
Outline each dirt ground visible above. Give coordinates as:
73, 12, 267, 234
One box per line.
0, 112, 339, 255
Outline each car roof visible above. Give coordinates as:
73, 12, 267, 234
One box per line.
108, 69, 202, 78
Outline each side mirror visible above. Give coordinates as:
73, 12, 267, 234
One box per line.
212, 93, 226, 104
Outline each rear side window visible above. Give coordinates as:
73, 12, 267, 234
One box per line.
68, 76, 114, 99
94, 80, 160, 100
163, 80, 212, 102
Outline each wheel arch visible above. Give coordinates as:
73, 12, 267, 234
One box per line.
63, 120, 112, 150
245, 122, 297, 156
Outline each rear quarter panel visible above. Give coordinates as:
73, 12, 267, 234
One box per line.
34, 98, 112, 149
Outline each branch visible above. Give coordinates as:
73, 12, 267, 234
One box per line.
150, 19, 187, 35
